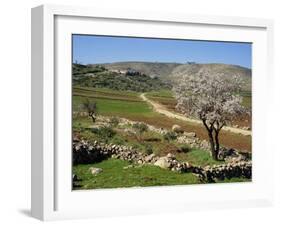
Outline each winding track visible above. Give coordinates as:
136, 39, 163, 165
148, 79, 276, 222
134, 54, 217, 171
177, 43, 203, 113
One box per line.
139, 93, 252, 136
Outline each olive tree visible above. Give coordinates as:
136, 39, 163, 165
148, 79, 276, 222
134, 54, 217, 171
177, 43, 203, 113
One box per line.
173, 71, 245, 160
81, 98, 97, 123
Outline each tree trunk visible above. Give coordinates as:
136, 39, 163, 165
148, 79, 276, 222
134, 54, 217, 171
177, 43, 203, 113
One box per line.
202, 119, 219, 160
89, 113, 96, 123
208, 131, 218, 160
214, 130, 220, 160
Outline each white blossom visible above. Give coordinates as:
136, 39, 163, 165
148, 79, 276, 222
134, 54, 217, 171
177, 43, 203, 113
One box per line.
173, 69, 247, 159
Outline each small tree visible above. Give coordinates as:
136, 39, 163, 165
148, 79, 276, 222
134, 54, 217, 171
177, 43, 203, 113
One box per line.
132, 122, 148, 142
81, 98, 97, 123
173, 70, 245, 160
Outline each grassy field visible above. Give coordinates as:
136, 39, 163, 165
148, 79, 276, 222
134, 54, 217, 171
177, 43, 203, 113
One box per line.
73, 159, 200, 189
73, 158, 250, 190
73, 87, 251, 151
73, 87, 151, 117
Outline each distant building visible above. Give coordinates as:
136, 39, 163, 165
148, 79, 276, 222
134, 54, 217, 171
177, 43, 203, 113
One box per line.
109, 68, 143, 76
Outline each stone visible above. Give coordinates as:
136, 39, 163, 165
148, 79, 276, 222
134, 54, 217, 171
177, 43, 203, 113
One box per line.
172, 124, 184, 133
154, 157, 171, 169
166, 153, 175, 159
89, 167, 103, 175
144, 153, 155, 162
123, 165, 133, 169
185, 132, 196, 138
200, 140, 210, 151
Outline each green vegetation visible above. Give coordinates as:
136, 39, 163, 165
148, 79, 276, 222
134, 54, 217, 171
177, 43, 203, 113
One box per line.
163, 131, 177, 142
73, 95, 151, 117
240, 91, 252, 108
146, 89, 174, 98
73, 158, 199, 189
176, 148, 224, 166
73, 87, 251, 151
132, 122, 148, 142
73, 64, 171, 92
92, 126, 116, 143
72, 62, 252, 189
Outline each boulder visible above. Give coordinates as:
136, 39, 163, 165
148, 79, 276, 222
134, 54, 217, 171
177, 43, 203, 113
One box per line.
89, 167, 103, 175
172, 124, 184, 133
144, 153, 156, 162
154, 157, 171, 169
166, 153, 175, 159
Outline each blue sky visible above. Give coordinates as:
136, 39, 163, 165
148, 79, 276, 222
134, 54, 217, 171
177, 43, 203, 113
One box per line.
72, 35, 252, 68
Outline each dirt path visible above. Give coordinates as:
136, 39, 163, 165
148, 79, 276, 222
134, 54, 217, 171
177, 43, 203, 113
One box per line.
140, 93, 252, 136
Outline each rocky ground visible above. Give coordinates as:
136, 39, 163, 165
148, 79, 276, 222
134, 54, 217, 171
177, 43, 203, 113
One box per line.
73, 115, 251, 186
73, 137, 251, 184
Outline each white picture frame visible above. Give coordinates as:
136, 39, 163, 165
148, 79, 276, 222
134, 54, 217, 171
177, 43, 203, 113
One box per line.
31, 4, 274, 221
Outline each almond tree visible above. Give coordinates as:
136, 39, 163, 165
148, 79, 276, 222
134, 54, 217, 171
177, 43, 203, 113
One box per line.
173, 70, 245, 160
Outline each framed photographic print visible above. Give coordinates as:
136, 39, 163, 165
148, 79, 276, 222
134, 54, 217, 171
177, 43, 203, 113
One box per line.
31, 4, 274, 221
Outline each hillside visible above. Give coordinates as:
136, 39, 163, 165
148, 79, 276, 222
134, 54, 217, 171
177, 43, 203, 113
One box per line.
72, 63, 171, 92
74, 61, 251, 92
170, 63, 252, 91
89, 61, 251, 91
89, 61, 181, 78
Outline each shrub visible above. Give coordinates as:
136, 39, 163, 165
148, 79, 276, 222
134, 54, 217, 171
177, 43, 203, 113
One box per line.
93, 126, 116, 143
163, 131, 177, 142
133, 122, 148, 134
132, 143, 142, 151
109, 117, 120, 128
111, 136, 125, 145
144, 143, 153, 155
132, 122, 148, 142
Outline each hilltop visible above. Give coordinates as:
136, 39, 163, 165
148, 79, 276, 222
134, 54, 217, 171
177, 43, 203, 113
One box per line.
74, 61, 252, 92
89, 61, 181, 78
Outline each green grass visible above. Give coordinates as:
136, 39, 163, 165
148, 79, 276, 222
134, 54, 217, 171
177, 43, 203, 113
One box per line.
74, 86, 140, 99
73, 95, 151, 117
73, 86, 252, 151
177, 148, 224, 167
73, 158, 200, 189
146, 89, 174, 98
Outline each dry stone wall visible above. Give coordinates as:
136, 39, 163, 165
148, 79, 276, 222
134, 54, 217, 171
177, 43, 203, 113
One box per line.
73, 138, 251, 182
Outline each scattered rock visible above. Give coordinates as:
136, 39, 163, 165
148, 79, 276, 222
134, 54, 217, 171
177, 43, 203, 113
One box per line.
172, 124, 184, 133
89, 167, 103, 175
145, 153, 156, 162
184, 132, 196, 138
166, 153, 175, 159
154, 157, 171, 169
123, 165, 134, 169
